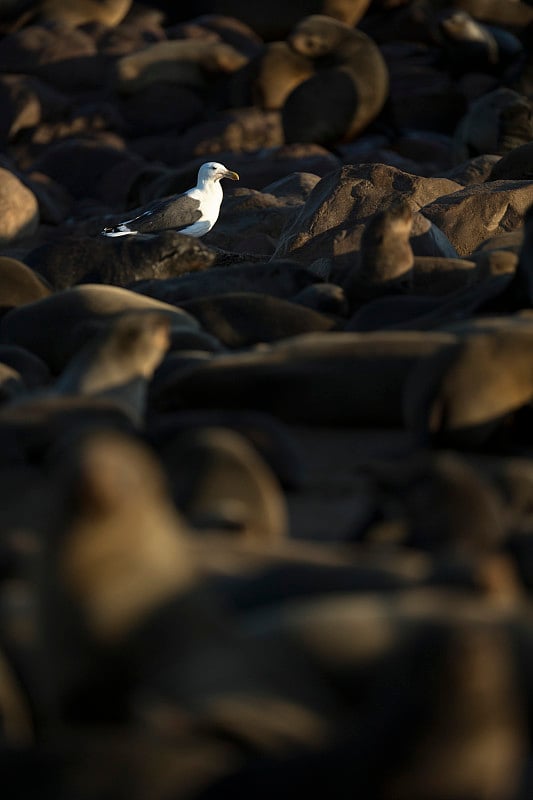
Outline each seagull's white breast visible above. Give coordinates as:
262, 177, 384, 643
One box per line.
186, 180, 224, 232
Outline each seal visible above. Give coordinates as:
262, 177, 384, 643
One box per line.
151, 330, 457, 427
404, 321, 533, 448
0, 310, 173, 466
291, 282, 348, 316
0, 344, 50, 390
345, 198, 415, 309
3, 310, 171, 430
252, 41, 314, 110
0, 284, 199, 373
160, 426, 289, 541
147, 407, 305, 490
130, 260, 326, 306
453, 87, 533, 162
55, 428, 198, 643
359, 449, 506, 552
26, 229, 217, 290
282, 15, 389, 145
177, 292, 338, 348
52, 310, 171, 417
434, 9, 523, 77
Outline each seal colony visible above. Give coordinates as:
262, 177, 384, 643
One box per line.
2, 2, 533, 799
101, 161, 239, 238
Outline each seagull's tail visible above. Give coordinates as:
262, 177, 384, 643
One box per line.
101, 223, 136, 238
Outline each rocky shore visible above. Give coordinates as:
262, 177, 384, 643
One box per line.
2, 1, 533, 798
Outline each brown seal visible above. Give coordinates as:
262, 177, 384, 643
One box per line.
434, 8, 523, 77
404, 320, 533, 447
282, 15, 389, 145
252, 41, 314, 110
345, 198, 415, 308
176, 291, 338, 348
0, 283, 199, 373
151, 330, 457, 427
160, 426, 289, 542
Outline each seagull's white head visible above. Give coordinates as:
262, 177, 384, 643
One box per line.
198, 161, 240, 185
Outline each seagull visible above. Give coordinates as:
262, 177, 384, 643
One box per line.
101, 161, 239, 238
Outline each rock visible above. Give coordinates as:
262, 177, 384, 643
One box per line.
421, 180, 533, 257
165, 108, 285, 162
440, 154, 501, 186
0, 74, 42, 143
262, 171, 321, 202
381, 40, 467, 134
20, 0, 132, 28
116, 83, 204, 136
273, 163, 460, 274
0, 256, 51, 313
28, 137, 159, 208
204, 185, 304, 251
0, 168, 39, 246
488, 142, 533, 181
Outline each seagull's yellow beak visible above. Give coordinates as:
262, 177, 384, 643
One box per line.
224, 170, 239, 181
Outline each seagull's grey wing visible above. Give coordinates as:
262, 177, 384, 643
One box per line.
129, 194, 203, 233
